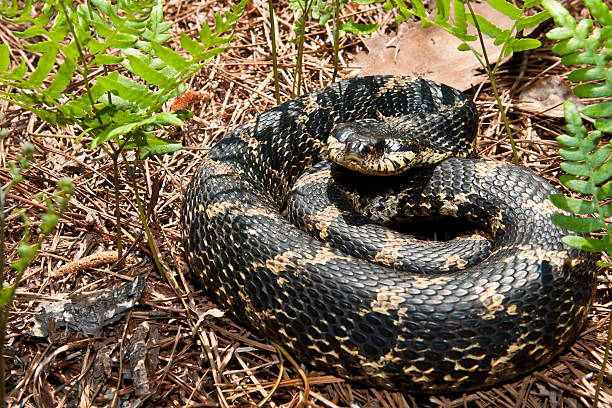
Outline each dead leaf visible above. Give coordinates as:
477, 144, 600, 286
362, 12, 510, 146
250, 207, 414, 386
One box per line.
127, 322, 160, 397
517, 76, 583, 117
355, 2, 517, 90
32, 276, 146, 337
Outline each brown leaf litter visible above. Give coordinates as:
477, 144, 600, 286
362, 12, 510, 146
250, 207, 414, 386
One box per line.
355, 0, 517, 90
1, 0, 611, 406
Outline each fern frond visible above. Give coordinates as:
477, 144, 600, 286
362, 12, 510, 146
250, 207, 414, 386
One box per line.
548, 101, 612, 254
0, 0, 247, 148
544, 0, 612, 132
383, 0, 547, 59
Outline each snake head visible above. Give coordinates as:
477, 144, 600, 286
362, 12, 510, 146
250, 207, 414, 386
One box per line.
327, 119, 421, 175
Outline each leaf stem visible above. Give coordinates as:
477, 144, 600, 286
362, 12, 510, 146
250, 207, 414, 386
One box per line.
465, 0, 519, 165
111, 152, 123, 262
0, 185, 7, 408
120, 150, 165, 276
268, 0, 281, 104
59, 2, 101, 124
332, 0, 340, 82
594, 305, 612, 407
292, 0, 314, 97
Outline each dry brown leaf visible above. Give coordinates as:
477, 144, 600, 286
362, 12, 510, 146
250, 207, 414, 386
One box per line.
517, 76, 584, 117
32, 276, 146, 337
355, 2, 516, 90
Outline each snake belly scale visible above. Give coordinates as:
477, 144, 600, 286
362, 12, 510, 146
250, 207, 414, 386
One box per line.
180, 76, 596, 392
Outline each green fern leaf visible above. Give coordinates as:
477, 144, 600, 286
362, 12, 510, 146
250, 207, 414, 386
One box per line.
562, 235, 611, 253
559, 147, 586, 162
97, 72, 158, 107
180, 32, 205, 58
339, 20, 379, 36
568, 66, 606, 81
549, 194, 597, 214
1, 57, 27, 82
23, 47, 58, 88
557, 134, 582, 147
583, 102, 612, 118
126, 53, 171, 88
598, 180, 612, 200
467, 13, 503, 39
559, 175, 592, 194
517, 10, 550, 30
551, 213, 605, 233
574, 82, 612, 98
47, 58, 77, 98
487, 0, 521, 20
126, 132, 182, 159
434, 0, 450, 25
560, 161, 592, 177
386, 0, 413, 22
584, 0, 612, 23
16, 25, 48, 38
543, 0, 575, 27
0, 43, 9, 72
547, 26, 574, 39
453, 0, 468, 35
151, 42, 190, 72
593, 159, 612, 184
507, 37, 541, 53
409, 0, 428, 19
595, 120, 612, 133
588, 144, 612, 168
200, 24, 232, 48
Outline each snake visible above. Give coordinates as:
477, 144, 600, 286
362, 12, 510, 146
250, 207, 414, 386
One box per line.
180, 75, 596, 392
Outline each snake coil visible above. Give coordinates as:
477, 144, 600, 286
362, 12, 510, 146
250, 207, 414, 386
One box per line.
180, 76, 596, 392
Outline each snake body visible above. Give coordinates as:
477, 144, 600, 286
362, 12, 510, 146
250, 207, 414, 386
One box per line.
180, 76, 596, 392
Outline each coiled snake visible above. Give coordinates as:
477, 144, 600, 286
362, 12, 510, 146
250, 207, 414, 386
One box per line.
180, 76, 596, 392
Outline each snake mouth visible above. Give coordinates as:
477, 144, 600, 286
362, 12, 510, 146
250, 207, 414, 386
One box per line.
342, 150, 366, 166
327, 134, 416, 175
327, 138, 375, 174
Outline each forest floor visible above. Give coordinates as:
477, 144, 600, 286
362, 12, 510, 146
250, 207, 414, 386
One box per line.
1, 0, 611, 406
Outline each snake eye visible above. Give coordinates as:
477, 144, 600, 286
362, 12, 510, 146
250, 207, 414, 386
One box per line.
332, 124, 353, 143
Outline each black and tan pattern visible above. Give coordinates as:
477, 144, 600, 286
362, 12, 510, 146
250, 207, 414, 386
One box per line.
180, 76, 596, 392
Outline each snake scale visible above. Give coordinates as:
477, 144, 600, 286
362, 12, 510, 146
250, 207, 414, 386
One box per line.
180, 76, 596, 392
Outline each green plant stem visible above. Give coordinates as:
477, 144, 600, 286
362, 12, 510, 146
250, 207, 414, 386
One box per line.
594, 306, 612, 407
293, 21, 306, 97
268, 0, 281, 104
0, 188, 6, 408
274, 344, 310, 406
292, 0, 313, 97
111, 153, 123, 262
257, 348, 283, 407
332, 0, 340, 82
119, 150, 233, 389
59, 2, 100, 123
465, 0, 519, 165
120, 151, 165, 276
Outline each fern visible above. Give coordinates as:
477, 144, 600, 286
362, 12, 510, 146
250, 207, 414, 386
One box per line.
542, 1, 612, 405
383, 0, 548, 62
291, 0, 379, 37
0, 0, 247, 261
549, 102, 612, 255
543, 0, 612, 257
544, 0, 612, 132
0, 0, 246, 155
282, 0, 378, 94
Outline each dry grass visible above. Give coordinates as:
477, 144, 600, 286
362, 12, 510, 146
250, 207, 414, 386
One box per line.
2, 0, 612, 406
